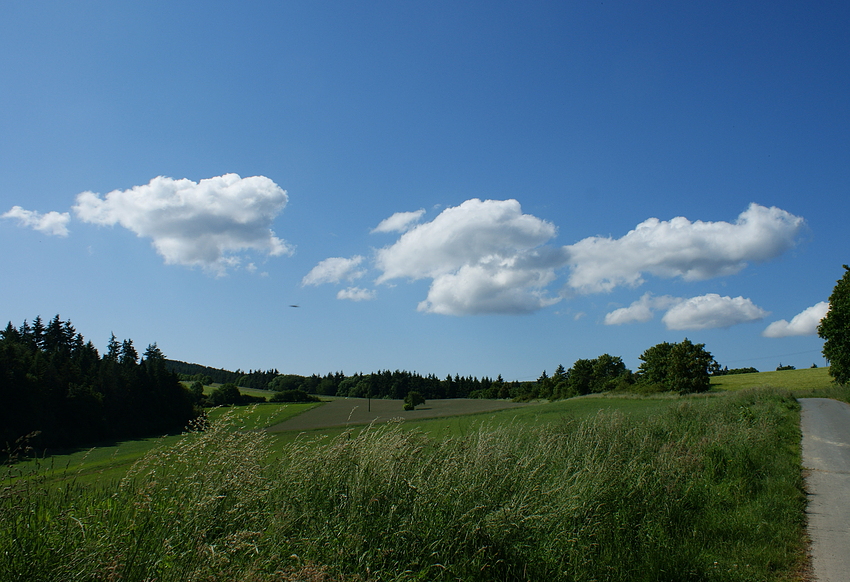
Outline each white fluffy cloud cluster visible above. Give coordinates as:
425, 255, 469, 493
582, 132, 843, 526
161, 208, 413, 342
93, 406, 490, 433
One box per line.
2, 206, 70, 236
72, 174, 291, 274
661, 294, 768, 330
762, 301, 829, 337
604, 292, 768, 330
564, 203, 804, 293
305, 200, 805, 318
375, 199, 563, 315
603, 293, 682, 325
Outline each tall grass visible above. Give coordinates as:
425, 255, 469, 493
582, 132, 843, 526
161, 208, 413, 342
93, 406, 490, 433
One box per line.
1, 390, 806, 581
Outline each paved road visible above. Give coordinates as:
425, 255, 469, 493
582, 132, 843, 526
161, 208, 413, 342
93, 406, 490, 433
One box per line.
800, 398, 850, 582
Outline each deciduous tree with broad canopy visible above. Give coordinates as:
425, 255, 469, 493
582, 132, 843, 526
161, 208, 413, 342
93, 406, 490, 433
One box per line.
819, 265, 850, 385
637, 338, 718, 393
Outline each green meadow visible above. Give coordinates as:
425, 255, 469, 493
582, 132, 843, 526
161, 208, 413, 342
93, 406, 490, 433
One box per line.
2, 380, 818, 581
709, 366, 833, 391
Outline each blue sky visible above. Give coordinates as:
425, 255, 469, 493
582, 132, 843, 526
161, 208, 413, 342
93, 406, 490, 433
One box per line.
1, 1, 847, 380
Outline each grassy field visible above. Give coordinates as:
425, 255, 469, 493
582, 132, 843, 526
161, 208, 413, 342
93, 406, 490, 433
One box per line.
710, 366, 833, 391
8, 366, 839, 485
270, 393, 685, 447
1, 387, 808, 581
5, 369, 840, 580
6, 402, 320, 484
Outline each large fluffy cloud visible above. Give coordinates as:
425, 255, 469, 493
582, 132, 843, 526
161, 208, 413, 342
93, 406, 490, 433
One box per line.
73, 174, 290, 274
2, 206, 70, 236
304, 200, 804, 317
661, 294, 768, 330
762, 301, 829, 337
375, 199, 563, 315
565, 203, 804, 294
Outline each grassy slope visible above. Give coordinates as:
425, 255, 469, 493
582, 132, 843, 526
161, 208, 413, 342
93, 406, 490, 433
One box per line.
6, 403, 320, 484
2, 388, 807, 581
11, 366, 840, 484
710, 366, 833, 391
272, 394, 682, 447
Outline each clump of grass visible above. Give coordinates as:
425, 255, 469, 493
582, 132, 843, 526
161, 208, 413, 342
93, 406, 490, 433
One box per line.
1, 390, 807, 581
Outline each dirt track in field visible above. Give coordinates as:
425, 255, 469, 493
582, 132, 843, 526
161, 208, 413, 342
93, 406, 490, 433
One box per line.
266, 397, 533, 432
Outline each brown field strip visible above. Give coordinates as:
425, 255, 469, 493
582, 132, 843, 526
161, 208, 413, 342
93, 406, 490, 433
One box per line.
266, 397, 534, 432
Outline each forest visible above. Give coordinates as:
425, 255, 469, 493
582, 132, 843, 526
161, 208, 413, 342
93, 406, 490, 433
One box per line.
1, 315, 197, 451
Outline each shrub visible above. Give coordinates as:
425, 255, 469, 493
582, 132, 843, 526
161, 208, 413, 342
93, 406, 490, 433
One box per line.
270, 389, 320, 403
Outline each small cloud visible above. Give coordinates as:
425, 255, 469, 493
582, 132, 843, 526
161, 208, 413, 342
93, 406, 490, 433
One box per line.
72, 174, 291, 275
2, 206, 70, 236
573, 311, 586, 321
371, 209, 425, 233
302, 256, 365, 286
763, 301, 829, 338
337, 287, 376, 301
661, 294, 768, 330
604, 292, 682, 325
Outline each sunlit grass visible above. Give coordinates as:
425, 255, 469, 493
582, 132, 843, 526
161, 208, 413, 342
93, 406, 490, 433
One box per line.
1, 388, 807, 581
710, 366, 833, 391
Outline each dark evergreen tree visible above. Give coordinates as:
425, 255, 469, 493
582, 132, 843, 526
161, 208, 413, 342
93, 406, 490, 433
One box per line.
0, 316, 198, 451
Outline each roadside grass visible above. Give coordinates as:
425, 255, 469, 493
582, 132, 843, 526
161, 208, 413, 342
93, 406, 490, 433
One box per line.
710, 366, 833, 391
793, 382, 850, 405
2, 388, 807, 581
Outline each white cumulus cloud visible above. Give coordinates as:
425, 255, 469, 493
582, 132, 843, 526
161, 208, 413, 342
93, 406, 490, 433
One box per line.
371, 209, 425, 233
72, 174, 290, 274
2, 206, 70, 236
375, 198, 563, 315
304, 201, 804, 317
762, 301, 829, 337
604, 293, 683, 325
418, 262, 561, 315
661, 294, 768, 330
565, 203, 804, 294
302, 256, 366, 286
337, 287, 376, 301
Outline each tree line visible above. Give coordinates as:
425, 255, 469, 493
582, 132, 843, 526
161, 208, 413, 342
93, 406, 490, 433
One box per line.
269, 370, 513, 400
173, 338, 721, 405
166, 360, 280, 390
1, 315, 197, 451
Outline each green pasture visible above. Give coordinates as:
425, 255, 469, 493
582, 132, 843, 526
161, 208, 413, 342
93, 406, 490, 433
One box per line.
710, 366, 833, 391
272, 393, 685, 447
3, 387, 809, 581
9, 365, 843, 486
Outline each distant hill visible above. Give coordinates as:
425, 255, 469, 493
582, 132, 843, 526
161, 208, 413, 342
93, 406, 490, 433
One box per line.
164, 359, 243, 385
164, 359, 280, 390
